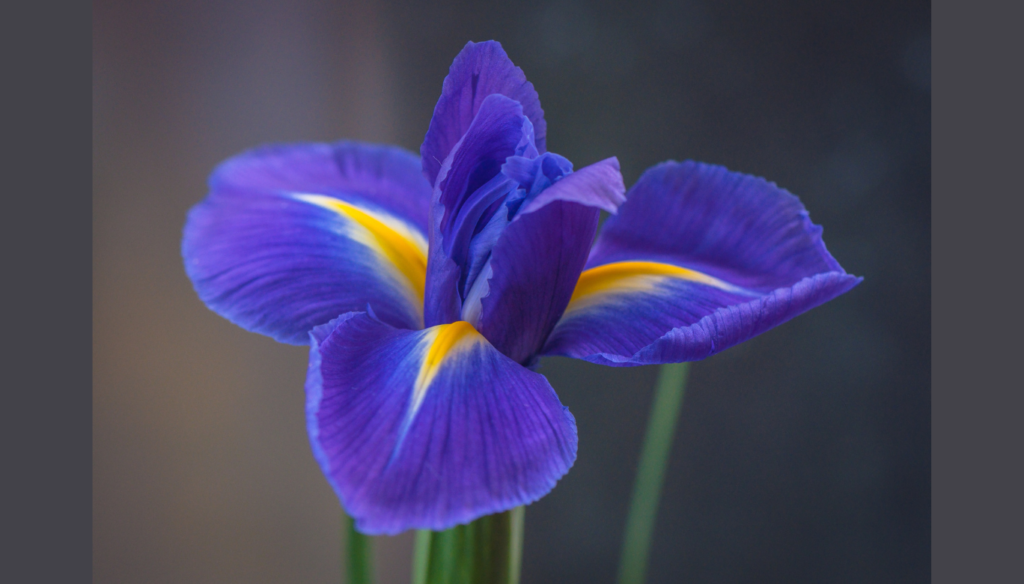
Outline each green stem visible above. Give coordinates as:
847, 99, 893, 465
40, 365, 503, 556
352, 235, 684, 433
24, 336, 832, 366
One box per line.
412, 529, 432, 584
345, 512, 374, 584
410, 507, 524, 584
617, 362, 690, 584
507, 506, 524, 584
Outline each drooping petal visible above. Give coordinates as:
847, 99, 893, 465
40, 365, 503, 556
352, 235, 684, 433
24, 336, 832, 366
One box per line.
421, 40, 547, 188
182, 142, 431, 344
468, 158, 627, 364
542, 161, 861, 365
306, 313, 577, 535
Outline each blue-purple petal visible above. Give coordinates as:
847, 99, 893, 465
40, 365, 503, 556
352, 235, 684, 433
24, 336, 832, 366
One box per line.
421, 40, 547, 188
471, 158, 627, 364
212, 141, 431, 230
587, 160, 846, 290
517, 156, 626, 216
306, 313, 577, 534
182, 141, 431, 344
423, 220, 464, 329
424, 94, 531, 328
542, 160, 861, 364
435, 94, 528, 261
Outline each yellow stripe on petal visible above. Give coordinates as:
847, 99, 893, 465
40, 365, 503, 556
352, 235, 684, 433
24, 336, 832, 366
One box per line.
405, 321, 483, 424
566, 260, 743, 313
293, 194, 428, 313
415, 321, 482, 393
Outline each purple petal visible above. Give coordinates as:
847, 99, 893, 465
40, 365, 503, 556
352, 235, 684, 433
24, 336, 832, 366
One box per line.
306, 314, 577, 535
182, 141, 431, 344
212, 141, 430, 230
421, 40, 547, 188
517, 156, 626, 216
435, 94, 527, 258
424, 94, 530, 327
501, 151, 575, 206
541, 161, 861, 364
469, 158, 627, 364
422, 224, 464, 329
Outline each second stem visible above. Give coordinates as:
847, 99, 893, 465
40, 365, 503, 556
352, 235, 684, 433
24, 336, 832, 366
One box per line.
617, 362, 690, 584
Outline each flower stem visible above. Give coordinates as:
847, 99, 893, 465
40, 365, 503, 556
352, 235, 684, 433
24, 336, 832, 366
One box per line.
617, 362, 690, 584
410, 507, 524, 584
345, 511, 374, 584
412, 529, 432, 584
507, 505, 524, 584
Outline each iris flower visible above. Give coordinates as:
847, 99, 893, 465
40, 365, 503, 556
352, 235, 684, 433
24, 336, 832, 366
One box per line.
182, 41, 860, 535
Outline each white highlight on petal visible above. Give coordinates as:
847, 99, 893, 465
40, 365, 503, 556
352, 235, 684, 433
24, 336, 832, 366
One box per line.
460, 260, 494, 327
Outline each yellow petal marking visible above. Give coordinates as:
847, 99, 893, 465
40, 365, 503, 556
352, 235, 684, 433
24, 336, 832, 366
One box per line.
407, 321, 483, 421
293, 194, 428, 309
566, 260, 742, 313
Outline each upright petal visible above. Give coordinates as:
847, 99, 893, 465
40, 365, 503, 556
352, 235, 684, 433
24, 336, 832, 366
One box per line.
421, 40, 546, 188
183, 142, 431, 344
307, 313, 577, 535
435, 94, 528, 261
542, 161, 861, 365
423, 94, 531, 327
470, 158, 627, 364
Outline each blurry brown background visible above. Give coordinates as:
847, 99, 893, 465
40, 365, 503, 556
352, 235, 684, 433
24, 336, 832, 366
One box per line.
94, 1, 929, 582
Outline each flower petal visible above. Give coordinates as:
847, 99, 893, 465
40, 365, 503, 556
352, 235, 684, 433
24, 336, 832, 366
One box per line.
542, 161, 861, 365
421, 40, 547, 188
424, 94, 530, 328
211, 140, 430, 229
306, 313, 577, 535
469, 158, 627, 364
182, 142, 431, 344
435, 94, 528, 263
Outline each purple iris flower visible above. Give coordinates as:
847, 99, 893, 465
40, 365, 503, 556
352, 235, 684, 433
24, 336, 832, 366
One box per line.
182, 41, 860, 535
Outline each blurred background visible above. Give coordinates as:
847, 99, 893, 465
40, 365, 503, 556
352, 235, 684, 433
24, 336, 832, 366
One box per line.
93, 1, 929, 582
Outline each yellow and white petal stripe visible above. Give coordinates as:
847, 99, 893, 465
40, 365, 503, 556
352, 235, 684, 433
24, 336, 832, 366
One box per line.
293, 193, 428, 322
564, 260, 750, 315
391, 321, 486, 452
410, 321, 484, 419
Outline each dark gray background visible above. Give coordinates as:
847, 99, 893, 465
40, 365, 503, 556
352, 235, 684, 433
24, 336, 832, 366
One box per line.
93, 1, 929, 582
